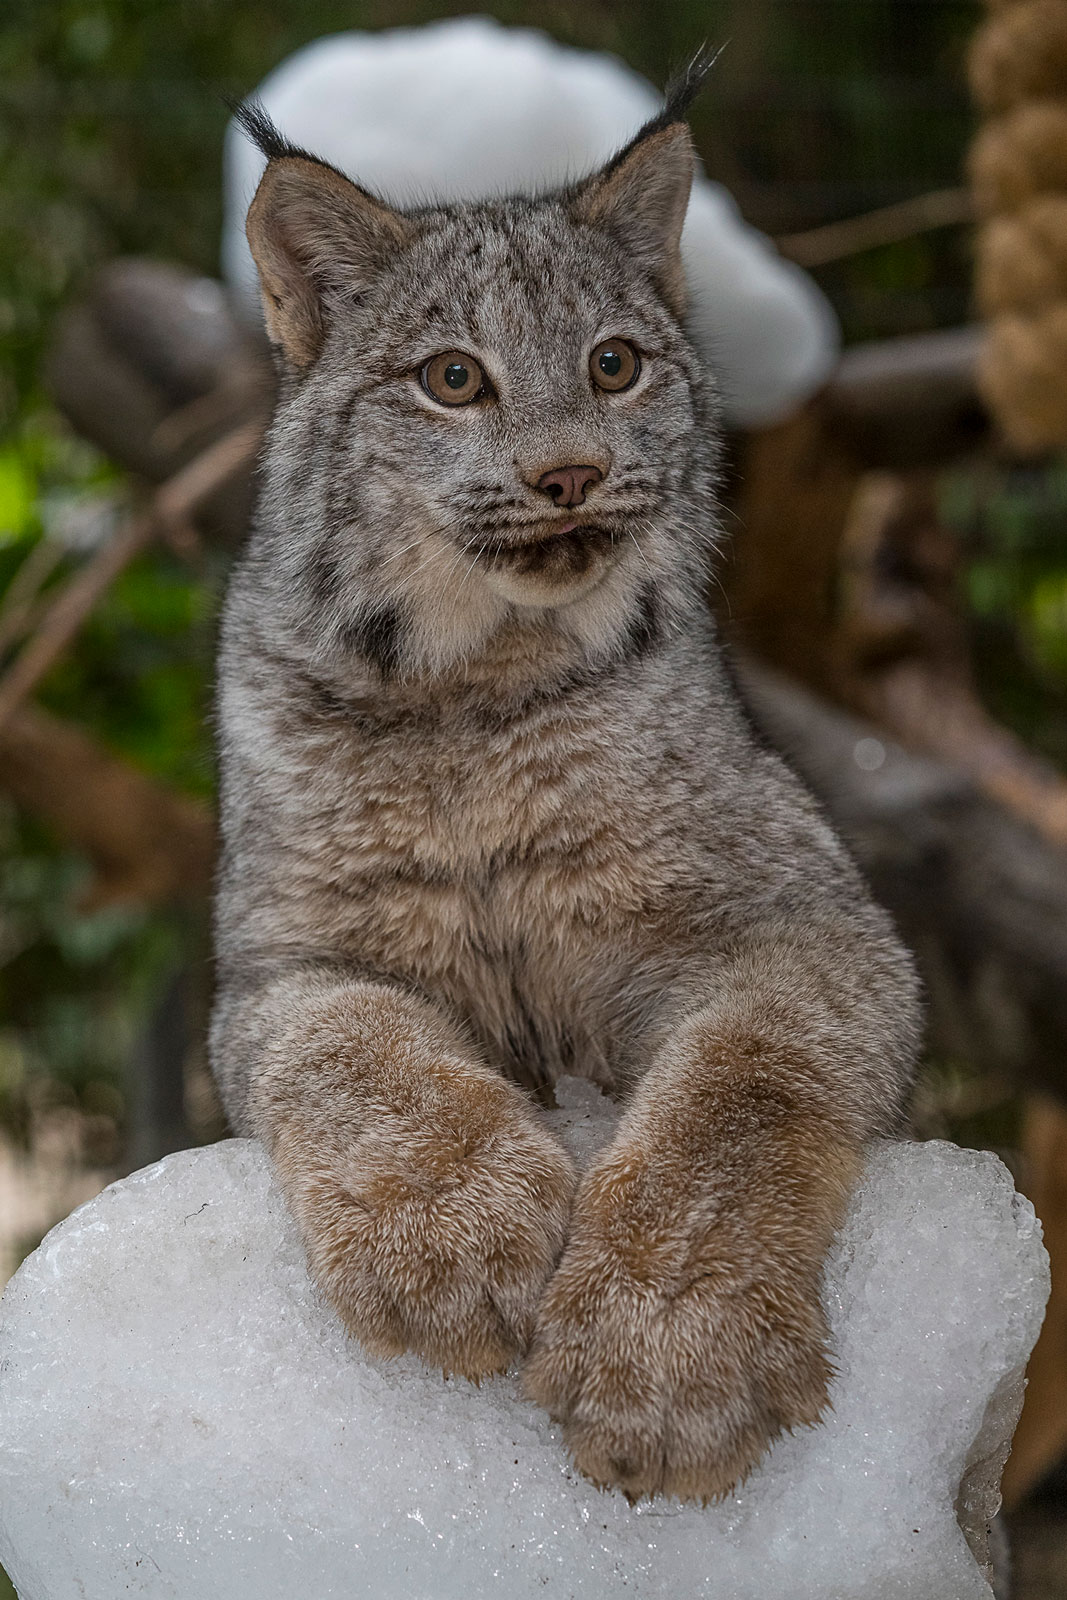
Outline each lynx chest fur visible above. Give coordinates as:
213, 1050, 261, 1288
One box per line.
218, 606, 756, 1092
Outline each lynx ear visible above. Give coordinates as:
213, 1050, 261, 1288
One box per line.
235, 102, 410, 368
571, 53, 715, 316
573, 126, 694, 315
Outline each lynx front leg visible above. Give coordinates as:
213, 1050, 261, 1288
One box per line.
235, 976, 576, 1379
524, 970, 897, 1500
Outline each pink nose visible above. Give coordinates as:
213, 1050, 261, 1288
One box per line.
536, 465, 604, 508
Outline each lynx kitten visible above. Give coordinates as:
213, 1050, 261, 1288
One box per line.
212, 63, 920, 1502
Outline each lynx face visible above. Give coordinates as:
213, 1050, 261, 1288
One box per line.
241, 104, 720, 678
306, 204, 704, 613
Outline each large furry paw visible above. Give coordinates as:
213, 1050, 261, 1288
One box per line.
281, 1075, 576, 1380
523, 1147, 834, 1501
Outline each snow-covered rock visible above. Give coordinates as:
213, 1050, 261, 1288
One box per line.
0, 1078, 1048, 1600
222, 16, 839, 427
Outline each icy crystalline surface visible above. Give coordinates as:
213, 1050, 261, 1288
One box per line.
0, 1078, 1049, 1600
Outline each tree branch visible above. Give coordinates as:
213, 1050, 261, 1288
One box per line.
0, 703, 213, 908
0, 423, 261, 739
777, 187, 973, 268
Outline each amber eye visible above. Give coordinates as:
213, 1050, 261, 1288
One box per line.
421, 351, 485, 406
590, 338, 640, 393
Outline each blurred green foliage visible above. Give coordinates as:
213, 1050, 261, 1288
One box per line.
943, 462, 1067, 771
0, 405, 216, 1167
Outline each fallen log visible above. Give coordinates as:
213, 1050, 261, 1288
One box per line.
46, 259, 271, 545
729, 415, 1067, 850
825, 326, 989, 468
741, 660, 1067, 1102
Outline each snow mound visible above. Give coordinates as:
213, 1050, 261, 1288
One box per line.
0, 1078, 1048, 1599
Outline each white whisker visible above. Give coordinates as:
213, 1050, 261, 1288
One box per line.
625, 526, 655, 578
379, 529, 441, 567
405, 539, 457, 583
458, 541, 490, 590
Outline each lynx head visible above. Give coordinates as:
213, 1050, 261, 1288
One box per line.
236, 55, 721, 684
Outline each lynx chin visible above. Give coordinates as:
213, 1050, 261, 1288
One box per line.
212, 57, 921, 1503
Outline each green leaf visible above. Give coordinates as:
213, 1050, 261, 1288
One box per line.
0, 448, 35, 545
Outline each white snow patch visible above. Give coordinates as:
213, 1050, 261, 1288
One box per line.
0, 1077, 1048, 1599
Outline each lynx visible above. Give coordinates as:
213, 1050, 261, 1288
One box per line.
211, 63, 921, 1502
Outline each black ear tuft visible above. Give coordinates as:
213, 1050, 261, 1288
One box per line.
661, 44, 725, 127
228, 97, 346, 177
597, 44, 722, 181
230, 98, 300, 162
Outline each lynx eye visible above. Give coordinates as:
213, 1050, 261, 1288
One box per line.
421, 351, 485, 406
590, 338, 640, 393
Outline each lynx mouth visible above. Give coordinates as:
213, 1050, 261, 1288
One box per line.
473, 523, 616, 582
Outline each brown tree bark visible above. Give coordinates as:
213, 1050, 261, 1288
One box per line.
727, 391, 1067, 851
